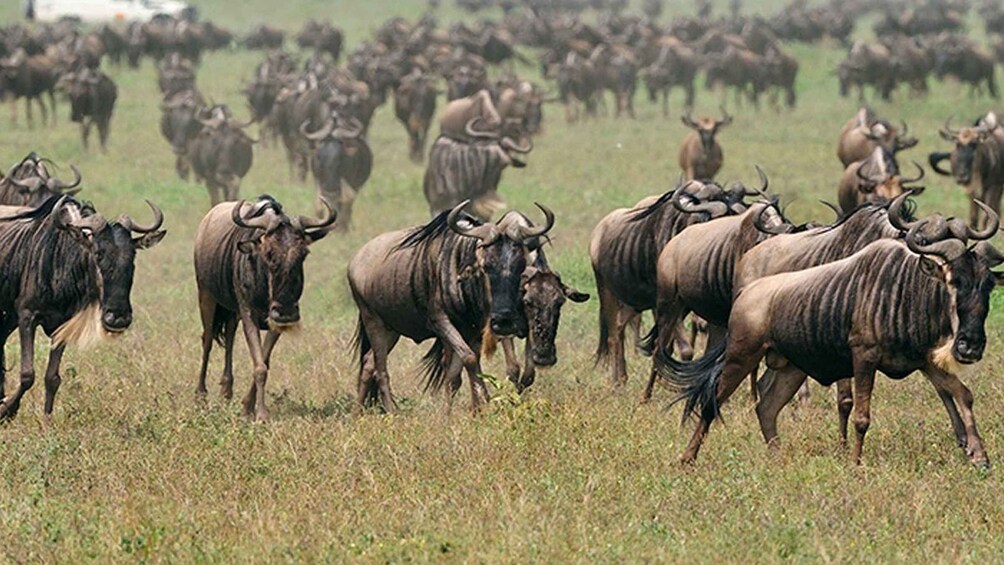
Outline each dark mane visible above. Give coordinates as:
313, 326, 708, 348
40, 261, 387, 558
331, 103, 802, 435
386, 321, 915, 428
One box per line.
397, 208, 479, 250
813, 198, 915, 235
4, 194, 73, 221
628, 188, 680, 222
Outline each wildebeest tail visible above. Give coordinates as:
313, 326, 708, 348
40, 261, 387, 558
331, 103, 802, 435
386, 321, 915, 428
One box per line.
351, 315, 381, 407
481, 325, 498, 360
656, 333, 728, 423
637, 323, 657, 357
420, 339, 448, 393
210, 305, 234, 346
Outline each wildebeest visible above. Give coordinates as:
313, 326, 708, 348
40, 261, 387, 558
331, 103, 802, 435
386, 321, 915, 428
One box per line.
662, 211, 1002, 468
393, 69, 438, 163
641, 38, 698, 118
836, 107, 918, 167
296, 20, 344, 62
590, 179, 753, 388
0, 153, 82, 206
157, 53, 196, 96
58, 68, 118, 151
838, 148, 925, 213
555, 50, 599, 123
160, 88, 206, 181
243, 25, 285, 50
194, 196, 336, 421
930, 113, 1004, 228
300, 112, 373, 230
932, 39, 998, 99
0, 196, 165, 420
679, 110, 731, 180
188, 105, 256, 205
838, 41, 896, 102
0, 49, 58, 127
347, 202, 554, 412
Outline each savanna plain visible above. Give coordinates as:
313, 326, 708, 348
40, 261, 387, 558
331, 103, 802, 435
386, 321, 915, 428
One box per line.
3, 0, 1004, 562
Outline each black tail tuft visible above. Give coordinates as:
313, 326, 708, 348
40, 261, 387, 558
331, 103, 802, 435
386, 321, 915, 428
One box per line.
420, 339, 448, 393
638, 324, 657, 357
656, 333, 728, 424
210, 305, 233, 346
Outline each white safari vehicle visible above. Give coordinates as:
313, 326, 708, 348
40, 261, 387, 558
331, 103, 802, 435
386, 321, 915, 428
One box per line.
26, 0, 195, 23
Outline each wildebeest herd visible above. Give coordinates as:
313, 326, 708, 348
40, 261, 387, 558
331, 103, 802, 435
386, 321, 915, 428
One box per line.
3, 0, 1004, 472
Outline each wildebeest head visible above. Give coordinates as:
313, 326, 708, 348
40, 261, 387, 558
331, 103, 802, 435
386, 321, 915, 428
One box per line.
520, 264, 589, 369
931, 116, 993, 185
901, 204, 1003, 365
230, 197, 337, 327
856, 153, 926, 203
682, 108, 731, 154
447, 201, 555, 337
160, 89, 205, 154
1, 154, 83, 207
58, 70, 101, 122
55, 198, 166, 332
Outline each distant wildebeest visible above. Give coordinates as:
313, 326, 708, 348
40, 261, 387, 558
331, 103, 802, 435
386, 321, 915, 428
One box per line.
589, 179, 754, 388
932, 40, 998, 99
838, 147, 925, 213
160, 88, 206, 180
838, 41, 896, 102
0, 49, 58, 127
188, 105, 256, 205
0, 196, 165, 421
555, 51, 599, 123
0, 153, 82, 206
492, 76, 546, 135
347, 202, 554, 413
194, 196, 336, 421
641, 38, 698, 118
930, 113, 1004, 229
157, 52, 196, 96
58, 68, 118, 151
296, 20, 344, 62
243, 25, 285, 50
300, 111, 372, 230
679, 109, 731, 180
836, 107, 918, 167
591, 43, 638, 119
394, 69, 438, 162
424, 90, 532, 219
663, 211, 1003, 468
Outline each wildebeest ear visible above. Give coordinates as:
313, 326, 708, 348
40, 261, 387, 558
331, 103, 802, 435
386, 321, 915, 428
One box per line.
237, 239, 258, 254
564, 286, 590, 302
134, 230, 166, 250
66, 225, 95, 246
993, 271, 1004, 287
918, 256, 943, 279
306, 230, 329, 243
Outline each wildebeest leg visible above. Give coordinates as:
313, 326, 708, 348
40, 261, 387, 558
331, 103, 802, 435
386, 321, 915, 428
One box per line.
224, 175, 241, 202
979, 185, 1003, 230
755, 362, 807, 446
356, 305, 398, 413
220, 316, 238, 400
196, 290, 217, 399
42, 344, 66, 422
661, 88, 669, 118
207, 180, 223, 207
922, 369, 966, 448
835, 378, 853, 445
25, 96, 33, 128
440, 347, 465, 414
849, 355, 878, 465
500, 337, 521, 385
98, 118, 111, 152
924, 366, 989, 467
48, 90, 56, 125
9, 96, 16, 125
0, 316, 38, 420
81, 120, 91, 151
596, 283, 631, 387
431, 314, 487, 410
238, 312, 269, 421
262, 330, 280, 368
519, 338, 536, 391
0, 318, 15, 400
39, 94, 49, 126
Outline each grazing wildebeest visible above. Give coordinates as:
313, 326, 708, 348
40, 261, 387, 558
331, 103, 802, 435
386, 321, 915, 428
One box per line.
300, 112, 372, 230
58, 68, 118, 151
662, 211, 1003, 468
347, 202, 554, 413
838, 148, 925, 213
393, 69, 438, 163
836, 107, 918, 167
0, 153, 82, 206
188, 106, 256, 205
0, 196, 165, 420
160, 88, 206, 181
194, 196, 336, 421
930, 113, 1004, 228
590, 179, 754, 388
678, 110, 731, 180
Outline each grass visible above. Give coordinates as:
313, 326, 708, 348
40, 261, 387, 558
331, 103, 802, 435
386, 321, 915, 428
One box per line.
3, 0, 1004, 562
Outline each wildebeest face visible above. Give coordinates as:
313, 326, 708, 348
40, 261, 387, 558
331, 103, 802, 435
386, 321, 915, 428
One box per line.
244, 223, 313, 327
479, 237, 529, 338
521, 269, 589, 367
942, 128, 988, 185
938, 250, 1003, 364
90, 223, 165, 332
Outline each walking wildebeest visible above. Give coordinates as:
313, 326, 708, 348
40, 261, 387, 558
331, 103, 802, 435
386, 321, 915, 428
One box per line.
394, 69, 438, 163
930, 113, 1004, 229
347, 201, 555, 413
0, 196, 165, 420
300, 112, 372, 230
194, 196, 337, 421
58, 68, 118, 151
188, 105, 256, 205
0, 153, 82, 206
679, 109, 731, 180
0, 49, 58, 127
663, 210, 1003, 468
160, 88, 206, 181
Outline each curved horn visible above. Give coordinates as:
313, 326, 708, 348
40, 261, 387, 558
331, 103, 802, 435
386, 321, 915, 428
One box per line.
887, 190, 922, 231
9, 176, 44, 192
742, 164, 769, 196
929, 152, 952, 176
856, 162, 879, 184
906, 218, 966, 260
447, 200, 495, 242
819, 200, 843, 222
518, 202, 555, 240
680, 111, 699, 129
46, 165, 82, 191
464, 116, 499, 140
119, 200, 164, 233
501, 135, 533, 154
300, 118, 334, 141
671, 189, 729, 216
753, 204, 790, 235
230, 200, 274, 230
296, 200, 338, 232
716, 105, 733, 127
900, 161, 925, 184
331, 116, 364, 139
967, 200, 1000, 241
941, 115, 960, 137
899, 119, 909, 137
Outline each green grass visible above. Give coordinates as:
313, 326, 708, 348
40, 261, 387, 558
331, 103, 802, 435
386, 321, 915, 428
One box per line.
3, 1, 1004, 562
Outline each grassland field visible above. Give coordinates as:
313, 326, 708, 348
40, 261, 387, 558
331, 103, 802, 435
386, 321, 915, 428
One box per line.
3, 0, 1004, 562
